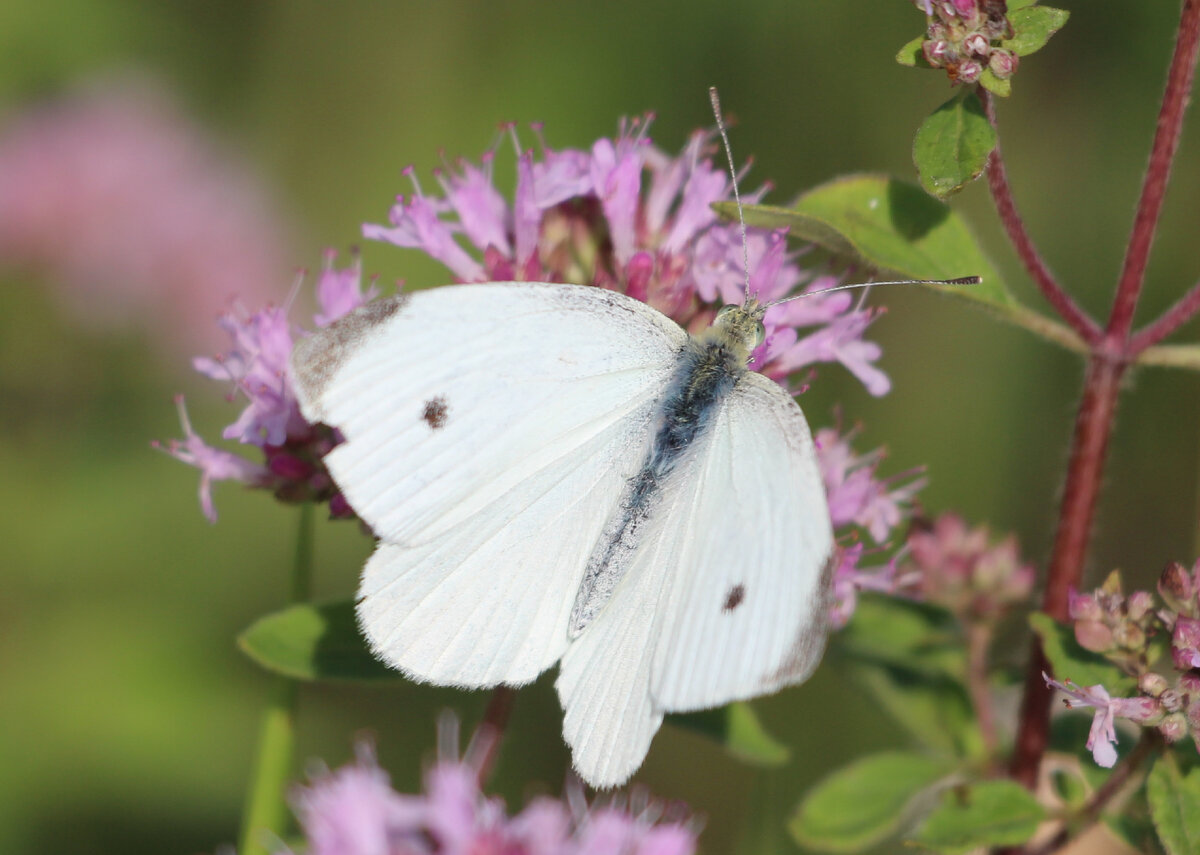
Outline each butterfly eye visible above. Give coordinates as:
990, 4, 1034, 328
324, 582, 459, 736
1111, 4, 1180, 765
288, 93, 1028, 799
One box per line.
715, 305, 738, 321
751, 320, 766, 349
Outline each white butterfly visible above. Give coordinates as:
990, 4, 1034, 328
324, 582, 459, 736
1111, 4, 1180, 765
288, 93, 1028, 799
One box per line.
290, 281, 835, 787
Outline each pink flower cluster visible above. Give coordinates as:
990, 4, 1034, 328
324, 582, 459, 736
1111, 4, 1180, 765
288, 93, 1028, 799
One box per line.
364, 117, 891, 396
156, 252, 376, 520
905, 513, 1035, 621
292, 744, 697, 855
913, 0, 1018, 84
1047, 561, 1200, 767
818, 426, 926, 628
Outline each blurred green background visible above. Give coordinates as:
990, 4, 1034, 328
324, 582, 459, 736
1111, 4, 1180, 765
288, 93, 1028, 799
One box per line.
1, 2, 1197, 853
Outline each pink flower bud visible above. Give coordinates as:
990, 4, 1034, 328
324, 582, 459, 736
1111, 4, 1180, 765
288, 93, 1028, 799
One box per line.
989, 49, 1018, 79
1127, 590, 1155, 621
329, 492, 354, 519
1069, 589, 1102, 621
957, 60, 983, 84
1160, 712, 1189, 743
964, 33, 990, 58
1160, 562, 1194, 613
1188, 698, 1200, 734
1172, 617, 1200, 670
1074, 620, 1114, 653
268, 452, 315, 481
924, 39, 950, 67
1140, 672, 1170, 697
1161, 689, 1184, 713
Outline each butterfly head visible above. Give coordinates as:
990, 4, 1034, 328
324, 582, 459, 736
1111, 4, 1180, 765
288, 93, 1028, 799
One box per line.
709, 298, 767, 363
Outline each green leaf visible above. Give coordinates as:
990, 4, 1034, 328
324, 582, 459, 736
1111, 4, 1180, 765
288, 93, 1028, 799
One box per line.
846, 662, 981, 758
238, 600, 400, 682
913, 90, 996, 198
1004, 7, 1071, 57
1029, 612, 1136, 693
789, 751, 954, 853
668, 701, 789, 766
1148, 754, 1200, 855
729, 175, 1009, 304
835, 594, 964, 680
1007, 0, 1039, 10
979, 68, 1012, 98
912, 780, 1045, 853
717, 177, 1095, 359
896, 34, 929, 67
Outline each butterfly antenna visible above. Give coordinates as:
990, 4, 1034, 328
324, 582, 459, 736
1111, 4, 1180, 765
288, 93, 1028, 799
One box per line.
709, 87, 753, 304
767, 275, 982, 308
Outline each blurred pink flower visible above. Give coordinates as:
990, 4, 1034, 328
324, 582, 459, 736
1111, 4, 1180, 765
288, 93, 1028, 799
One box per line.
292, 741, 698, 855
0, 80, 292, 350
903, 513, 1035, 621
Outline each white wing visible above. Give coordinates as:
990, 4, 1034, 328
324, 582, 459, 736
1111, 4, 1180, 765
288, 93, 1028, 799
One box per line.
291, 283, 687, 688
555, 370, 833, 786
650, 370, 834, 711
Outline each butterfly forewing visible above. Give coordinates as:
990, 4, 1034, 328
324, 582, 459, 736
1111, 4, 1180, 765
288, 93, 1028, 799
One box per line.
291, 283, 687, 687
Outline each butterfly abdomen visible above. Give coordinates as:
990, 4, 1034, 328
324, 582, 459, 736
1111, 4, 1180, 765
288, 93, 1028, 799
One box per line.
568, 336, 745, 637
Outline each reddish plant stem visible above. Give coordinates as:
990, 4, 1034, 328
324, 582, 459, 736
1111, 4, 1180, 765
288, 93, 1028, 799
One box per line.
1110, 0, 1200, 343
1008, 0, 1200, 791
980, 90, 1101, 345
1009, 355, 1125, 788
1129, 276, 1200, 354
469, 686, 515, 787
1021, 730, 1162, 855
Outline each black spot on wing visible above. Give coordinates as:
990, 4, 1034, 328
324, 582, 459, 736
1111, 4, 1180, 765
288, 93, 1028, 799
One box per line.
291, 295, 409, 413
422, 396, 449, 429
722, 583, 746, 612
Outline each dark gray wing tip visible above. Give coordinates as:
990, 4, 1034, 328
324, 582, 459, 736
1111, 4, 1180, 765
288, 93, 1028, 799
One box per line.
766, 548, 838, 688
291, 294, 409, 416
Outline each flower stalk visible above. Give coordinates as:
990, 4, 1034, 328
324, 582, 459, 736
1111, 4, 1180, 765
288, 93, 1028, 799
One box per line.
238, 502, 314, 855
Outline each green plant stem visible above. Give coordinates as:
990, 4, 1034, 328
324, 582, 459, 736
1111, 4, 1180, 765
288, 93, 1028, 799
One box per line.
965, 622, 998, 769
239, 503, 315, 855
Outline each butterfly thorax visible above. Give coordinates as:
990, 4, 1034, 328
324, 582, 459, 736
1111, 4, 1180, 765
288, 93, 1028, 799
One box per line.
568, 304, 762, 638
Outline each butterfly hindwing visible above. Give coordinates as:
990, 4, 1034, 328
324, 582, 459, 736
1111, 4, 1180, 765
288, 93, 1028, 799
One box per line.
556, 370, 833, 785
649, 370, 834, 711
